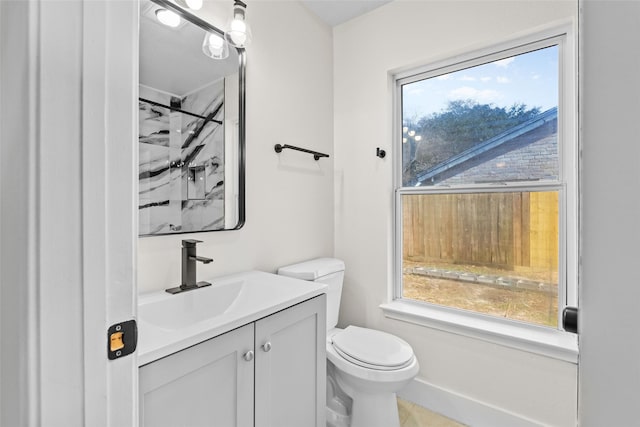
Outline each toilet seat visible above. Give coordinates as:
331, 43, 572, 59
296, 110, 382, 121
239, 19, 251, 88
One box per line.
331, 326, 415, 371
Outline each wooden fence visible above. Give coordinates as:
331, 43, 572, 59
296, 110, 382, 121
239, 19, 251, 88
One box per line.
402, 191, 558, 271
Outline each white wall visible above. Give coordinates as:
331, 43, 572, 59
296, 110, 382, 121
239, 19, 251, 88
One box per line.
333, 2, 578, 425
579, 1, 640, 425
138, 1, 334, 293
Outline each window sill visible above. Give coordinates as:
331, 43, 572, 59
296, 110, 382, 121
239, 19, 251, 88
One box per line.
380, 299, 578, 363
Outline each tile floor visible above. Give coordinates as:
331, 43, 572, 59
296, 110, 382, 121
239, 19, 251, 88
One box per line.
397, 398, 466, 427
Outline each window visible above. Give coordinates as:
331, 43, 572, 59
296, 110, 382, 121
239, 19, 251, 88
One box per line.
390, 29, 577, 355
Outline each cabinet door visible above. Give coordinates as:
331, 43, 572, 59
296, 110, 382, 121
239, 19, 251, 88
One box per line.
255, 295, 327, 427
139, 324, 254, 427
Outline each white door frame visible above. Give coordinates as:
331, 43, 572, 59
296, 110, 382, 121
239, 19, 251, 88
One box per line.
1, 1, 138, 425
578, 0, 640, 425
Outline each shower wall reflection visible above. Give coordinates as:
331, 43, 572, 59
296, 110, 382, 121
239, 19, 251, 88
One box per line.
139, 81, 226, 235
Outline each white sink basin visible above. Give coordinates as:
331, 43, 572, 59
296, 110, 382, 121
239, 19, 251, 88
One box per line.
139, 279, 244, 330
137, 270, 327, 366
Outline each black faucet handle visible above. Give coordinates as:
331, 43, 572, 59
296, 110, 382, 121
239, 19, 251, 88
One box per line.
182, 239, 203, 248
190, 255, 213, 264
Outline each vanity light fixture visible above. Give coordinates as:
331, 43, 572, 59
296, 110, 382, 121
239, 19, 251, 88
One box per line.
155, 8, 181, 27
202, 32, 230, 60
224, 0, 252, 48
174, 0, 203, 11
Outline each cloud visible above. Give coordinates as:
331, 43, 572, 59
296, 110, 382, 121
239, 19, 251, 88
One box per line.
459, 75, 476, 81
448, 86, 502, 103
496, 76, 510, 84
532, 74, 541, 80
436, 74, 452, 81
494, 57, 515, 68
480, 77, 492, 83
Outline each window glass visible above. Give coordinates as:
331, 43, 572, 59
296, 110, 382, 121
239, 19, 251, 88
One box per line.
401, 46, 559, 187
401, 191, 559, 327
398, 44, 564, 328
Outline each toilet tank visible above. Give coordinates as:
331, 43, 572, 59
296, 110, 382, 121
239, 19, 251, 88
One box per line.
277, 258, 345, 331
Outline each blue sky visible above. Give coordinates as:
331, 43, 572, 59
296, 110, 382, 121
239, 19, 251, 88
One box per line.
402, 45, 559, 120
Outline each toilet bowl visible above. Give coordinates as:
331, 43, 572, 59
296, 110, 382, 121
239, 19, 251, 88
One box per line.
278, 258, 419, 427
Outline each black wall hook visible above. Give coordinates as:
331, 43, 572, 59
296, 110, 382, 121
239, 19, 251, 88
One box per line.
376, 147, 386, 158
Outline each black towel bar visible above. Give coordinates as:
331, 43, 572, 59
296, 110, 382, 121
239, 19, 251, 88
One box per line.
274, 144, 329, 161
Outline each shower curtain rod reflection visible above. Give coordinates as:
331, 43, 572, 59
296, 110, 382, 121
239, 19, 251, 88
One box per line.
139, 97, 223, 125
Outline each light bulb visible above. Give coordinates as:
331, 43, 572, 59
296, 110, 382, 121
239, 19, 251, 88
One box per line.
226, 20, 247, 46
208, 33, 224, 49
155, 9, 180, 27
224, 0, 252, 48
408, 130, 416, 137
202, 32, 229, 59
414, 135, 422, 141
403, 126, 408, 133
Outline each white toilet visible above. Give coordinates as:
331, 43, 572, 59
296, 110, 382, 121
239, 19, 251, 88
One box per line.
278, 258, 419, 427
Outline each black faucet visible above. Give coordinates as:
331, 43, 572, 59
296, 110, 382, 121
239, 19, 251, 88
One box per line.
166, 239, 213, 294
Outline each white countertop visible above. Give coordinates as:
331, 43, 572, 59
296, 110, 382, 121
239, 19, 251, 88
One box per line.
137, 270, 327, 366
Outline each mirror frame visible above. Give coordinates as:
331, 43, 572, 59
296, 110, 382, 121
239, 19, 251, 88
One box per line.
141, 0, 246, 235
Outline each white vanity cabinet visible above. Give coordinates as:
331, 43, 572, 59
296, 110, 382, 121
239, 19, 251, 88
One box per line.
139, 323, 255, 427
255, 294, 326, 427
139, 294, 326, 427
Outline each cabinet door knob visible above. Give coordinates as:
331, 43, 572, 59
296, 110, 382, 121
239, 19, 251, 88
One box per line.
243, 350, 254, 361
262, 342, 272, 352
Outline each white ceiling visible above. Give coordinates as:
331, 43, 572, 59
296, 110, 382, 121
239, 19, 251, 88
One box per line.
300, 0, 393, 27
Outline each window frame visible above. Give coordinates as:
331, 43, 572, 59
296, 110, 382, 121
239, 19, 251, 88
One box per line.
384, 24, 578, 362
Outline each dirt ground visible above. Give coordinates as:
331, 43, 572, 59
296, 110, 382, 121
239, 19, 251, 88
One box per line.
403, 261, 558, 328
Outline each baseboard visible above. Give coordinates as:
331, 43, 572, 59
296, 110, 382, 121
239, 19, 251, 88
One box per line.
397, 377, 543, 427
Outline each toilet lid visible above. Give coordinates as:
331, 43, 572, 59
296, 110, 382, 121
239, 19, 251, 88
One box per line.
331, 326, 414, 370
277, 258, 345, 280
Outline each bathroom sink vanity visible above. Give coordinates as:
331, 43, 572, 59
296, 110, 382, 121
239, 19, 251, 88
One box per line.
138, 271, 327, 427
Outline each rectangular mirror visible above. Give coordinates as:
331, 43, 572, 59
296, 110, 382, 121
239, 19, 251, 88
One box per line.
138, 0, 245, 236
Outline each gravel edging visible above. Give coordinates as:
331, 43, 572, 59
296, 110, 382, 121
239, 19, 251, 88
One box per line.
403, 266, 557, 295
